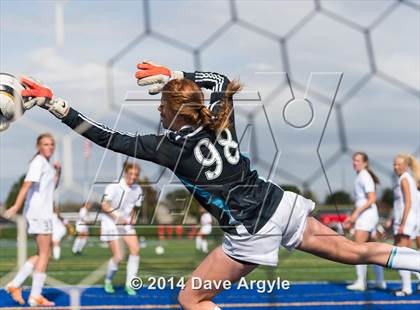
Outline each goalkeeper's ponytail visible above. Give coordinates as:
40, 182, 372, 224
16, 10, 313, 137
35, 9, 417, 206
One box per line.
161, 79, 241, 134
208, 80, 241, 134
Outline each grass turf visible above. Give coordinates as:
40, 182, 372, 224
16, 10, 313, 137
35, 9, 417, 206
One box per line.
0, 233, 402, 287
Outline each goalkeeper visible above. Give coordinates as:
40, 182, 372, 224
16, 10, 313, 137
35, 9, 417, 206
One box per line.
15, 62, 420, 310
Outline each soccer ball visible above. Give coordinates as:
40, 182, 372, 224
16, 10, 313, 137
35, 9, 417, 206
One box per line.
0, 73, 25, 131
155, 246, 165, 255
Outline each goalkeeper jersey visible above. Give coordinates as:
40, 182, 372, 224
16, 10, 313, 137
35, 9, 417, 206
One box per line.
62, 71, 284, 235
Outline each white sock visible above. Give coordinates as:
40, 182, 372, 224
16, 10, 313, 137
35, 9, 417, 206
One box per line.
201, 239, 208, 253
214, 307, 221, 310
387, 246, 420, 272
355, 265, 367, 284
196, 236, 202, 250
53, 246, 61, 260
79, 238, 87, 252
106, 258, 118, 282
126, 255, 140, 286
30, 272, 46, 297
373, 265, 384, 284
399, 270, 412, 294
72, 238, 81, 253
11, 261, 34, 287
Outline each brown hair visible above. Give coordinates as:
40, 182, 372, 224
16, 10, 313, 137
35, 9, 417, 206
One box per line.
353, 152, 380, 185
395, 153, 420, 187
123, 161, 140, 173
31, 133, 55, 161
161, 78, 241, 133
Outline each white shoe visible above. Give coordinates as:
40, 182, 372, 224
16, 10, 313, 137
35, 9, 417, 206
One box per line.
346, 281, 366, 291
393, 290, 412, 297
374, 281, 387, 290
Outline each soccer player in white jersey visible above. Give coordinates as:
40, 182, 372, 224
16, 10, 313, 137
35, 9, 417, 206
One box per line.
72, 202, 91, 255
101, 162, 143, 296
18, 66, 420, 310
4, 133, 60, 306
196, 208, 213, 253
345, 152, 386, 291
52, 206, 68, 260
390, 154, 420, 296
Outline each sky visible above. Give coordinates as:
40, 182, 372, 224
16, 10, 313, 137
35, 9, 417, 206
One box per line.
0, 0, 419, 205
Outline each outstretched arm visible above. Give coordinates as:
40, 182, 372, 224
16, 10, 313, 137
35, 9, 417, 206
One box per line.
20, 77, 173, 167
135, 62, 231, 108
62, 108, 169, 165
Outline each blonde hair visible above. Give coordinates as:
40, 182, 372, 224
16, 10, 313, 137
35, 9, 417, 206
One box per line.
395, 153, 420, 186
31, 133, 55, 161
161, 79, 241, 133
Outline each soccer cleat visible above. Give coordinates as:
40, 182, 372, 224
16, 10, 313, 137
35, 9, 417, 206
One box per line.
374, 281, 387, 290
5, 283, 25, 305
346, 281, 366, 291
28, 295, 55, 306
104, 281, 115, 294
125, 284, 137, 296
393, 290, 412, 297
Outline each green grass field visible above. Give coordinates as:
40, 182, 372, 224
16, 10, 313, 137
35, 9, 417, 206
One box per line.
0, 230, 402, 287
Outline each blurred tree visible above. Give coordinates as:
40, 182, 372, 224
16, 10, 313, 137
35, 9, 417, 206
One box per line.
165, 188, 201, 222
5, 174, 25, 209
380, 188, 394, 208
138, 176, 159, 223
280, 184, 300, 194
324, 190, 352, 205
302, 188, 319, 205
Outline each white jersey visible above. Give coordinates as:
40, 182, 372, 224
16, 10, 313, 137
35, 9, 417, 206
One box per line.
199, 212, 212, 235
200, 213, 212, 226
353, 169, 376, 209
76, 207, 89, 225
352, 169, 378, 232
76, 206, 89, 233
23, 154, 56, 220
393, 171, 419, 235
52, 213, 66, 242
101, 179, 143, 226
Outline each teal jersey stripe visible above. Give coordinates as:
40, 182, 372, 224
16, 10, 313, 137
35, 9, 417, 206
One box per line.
178, 176, 239, 225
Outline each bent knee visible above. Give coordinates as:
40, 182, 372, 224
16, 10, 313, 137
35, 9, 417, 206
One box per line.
130, 247, 139, 256
351, 242, 370, 264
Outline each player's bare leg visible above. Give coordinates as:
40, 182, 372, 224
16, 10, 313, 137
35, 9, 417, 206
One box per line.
178, 246, 257, 310
297, 217, 419, 272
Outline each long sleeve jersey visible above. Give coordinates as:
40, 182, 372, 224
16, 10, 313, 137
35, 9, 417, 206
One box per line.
62, 71, 284, 235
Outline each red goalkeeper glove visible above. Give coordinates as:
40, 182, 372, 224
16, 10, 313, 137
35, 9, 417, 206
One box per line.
21, 77, 69, 119
135, 61, 183, 95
